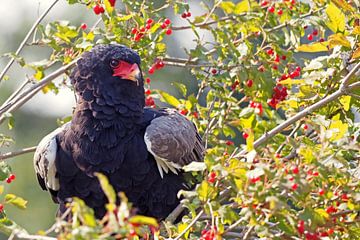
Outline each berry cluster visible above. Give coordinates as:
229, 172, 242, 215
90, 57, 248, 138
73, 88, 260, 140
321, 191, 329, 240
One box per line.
297, 219, 335, 239
6, 174, 15, 184
131, 18, 154, 42
144, 78, 155, 108
262, 0, 297, 12
93, 5, 105, 15
267, 84, 288, 109
148, 59, 165, 75
249, 101, 263, 115
179, 109, 188, 115
306, 28, 322, 41
181, 12, 192, 18
208, 171, 217, 184
160, 18, 172, 35
200, 227, 217, 240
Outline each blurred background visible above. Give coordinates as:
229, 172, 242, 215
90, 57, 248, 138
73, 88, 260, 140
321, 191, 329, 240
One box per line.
0, 0, 207, 237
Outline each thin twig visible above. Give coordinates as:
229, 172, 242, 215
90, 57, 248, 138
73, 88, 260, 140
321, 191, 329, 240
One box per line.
0, 59, 77, 125
173, 209, 204, 240
233, 62, 360, 158
172, 15, 237, 31
0, 0, 59, 83
0, 146, 37, 161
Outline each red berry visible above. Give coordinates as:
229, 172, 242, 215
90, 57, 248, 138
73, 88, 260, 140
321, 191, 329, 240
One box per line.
266, 48, 274, 55
318, 188, 325, 196
297, 220, 305, 234
6, 178, 11, 183
261, 1, 268, 6
146, 18, 154, 25
274, 54, 280, 62
179, 109, 188, 115
146, 78, 151, 84
209, 171, 217, 179
93, 5, 102, 15
319, 38, 325, 42
277, 9, 283, 15
192, 112, 199, 118
326, 205, 337, 214
328, 228, 334, 235
303, 124, 308, 130
108, 0, 116, 7
80, 23, 87, 30
211, 68, 217, 75
160, 23, 167, 29
155, 60, 165, 69
165, 28, 172, 35
246, 79, 253, 87
164, 18, 171, 25
267, 98, 278, 108
225, 140, 234, 146
288, 176, 294, 181
313, 171, 319, 176
131, 28, 138, 34
281, 55, 286, 61
9, 174, 15, 181
208, 177, 215, 184
341, 193, 349, 201
134, 33, 142, 42
139, 27, 146, 32
148, 67, 155, 74
145, 89, 151, 95
255, 104, 263, 115
307, 34, 313, 41
319, 232, 329, 237
268, 6, 275, 13
181, 13, 187, 18
258, 65, 265, 72
275, 153, 281, 158
0, 204, 3, 212
186, 12, 192, 17
291, 183, 298, 190
272, 65, 278, 70
243, 132, 249, 139
295, 66, 301, 72
145, 24, 151, 29
312, 29, 318, 36
292, 166, 299, 174
250, 177, 261, 183
291, 0, 296, 4
145, 97, 155, 106
303, 25, 308, 29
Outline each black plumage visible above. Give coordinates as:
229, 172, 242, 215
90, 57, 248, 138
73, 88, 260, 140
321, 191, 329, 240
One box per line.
34, 44, 204, 220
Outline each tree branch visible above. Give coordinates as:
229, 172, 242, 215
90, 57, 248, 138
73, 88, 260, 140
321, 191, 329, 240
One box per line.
233, 61, 360, 159
0, 59, 77, 125
0, 146, 37, 161
0, 0, 59, 83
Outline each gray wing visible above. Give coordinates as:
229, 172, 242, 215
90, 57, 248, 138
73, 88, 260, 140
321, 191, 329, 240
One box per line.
33, 122, 70, 198
144, 109, 204, 178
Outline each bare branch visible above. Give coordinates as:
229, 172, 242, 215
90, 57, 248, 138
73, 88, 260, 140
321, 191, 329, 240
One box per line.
0, 0, 59, 83
0, 146, 37, 161
173, 209, 204, 240
0, 59, 77, 125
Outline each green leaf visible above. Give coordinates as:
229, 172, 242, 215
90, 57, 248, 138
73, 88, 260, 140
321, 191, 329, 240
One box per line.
4, 194, 27, 209
197, 181, 217, 202
95, 173, 116, 204
183, 162, 207, 172
173, 82, 187, 96
157, 90, 180, 107
0, 163, 12, 181
129, 215, 158, 227
326, 3, 345, 33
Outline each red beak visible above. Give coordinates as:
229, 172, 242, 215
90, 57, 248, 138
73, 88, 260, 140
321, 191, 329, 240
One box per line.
112, 61, 140, 83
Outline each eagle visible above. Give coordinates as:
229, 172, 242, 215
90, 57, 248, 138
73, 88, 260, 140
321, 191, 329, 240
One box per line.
33, 44, 204, 220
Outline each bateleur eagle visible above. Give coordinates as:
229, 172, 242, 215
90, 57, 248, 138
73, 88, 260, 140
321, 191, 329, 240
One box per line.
33, 44, 204, 219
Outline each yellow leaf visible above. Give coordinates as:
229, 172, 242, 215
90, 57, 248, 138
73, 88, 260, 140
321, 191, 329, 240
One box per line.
246, 129, 254, 151
326, 3, 345, 33
315, 208, 330, 220
353, 26, 360, 35
340, 95, 351, 111
177, 223, 190, 239
234, 0, 250, 14
329, 120, 348, 141
328, 33, 351, 48
104, 0, 114, 14
297, 41, 330, 52
278, 79, 305, 85
34, 70, 44, 80
42, 85, 50, 94
331, 0, 355, 12
220, 1, 235, 14
352, 47, 360, 59
129, 215, 158, 227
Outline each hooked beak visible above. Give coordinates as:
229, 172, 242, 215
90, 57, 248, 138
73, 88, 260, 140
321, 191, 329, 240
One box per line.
112, 61, 141, 85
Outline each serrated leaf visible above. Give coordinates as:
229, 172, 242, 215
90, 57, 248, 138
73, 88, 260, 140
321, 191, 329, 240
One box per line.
157, 90, 180, 107
297, 42, 329, 52
129, 215, 158, 227
326, 3, 345, 33
328, 33, 351, 48
95, 173, 116, 204
197, 181, 217, 202
5, 194, 27, 209
183, 162, 206, 172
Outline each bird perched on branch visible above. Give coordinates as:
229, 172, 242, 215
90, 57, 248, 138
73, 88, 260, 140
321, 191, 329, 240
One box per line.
33, 44, 204, 219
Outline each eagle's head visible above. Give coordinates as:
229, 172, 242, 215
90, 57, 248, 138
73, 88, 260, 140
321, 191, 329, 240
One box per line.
71, 44, 145, 112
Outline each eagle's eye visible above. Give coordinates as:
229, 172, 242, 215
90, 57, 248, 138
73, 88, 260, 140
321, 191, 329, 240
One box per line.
109, 59, 120, 68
